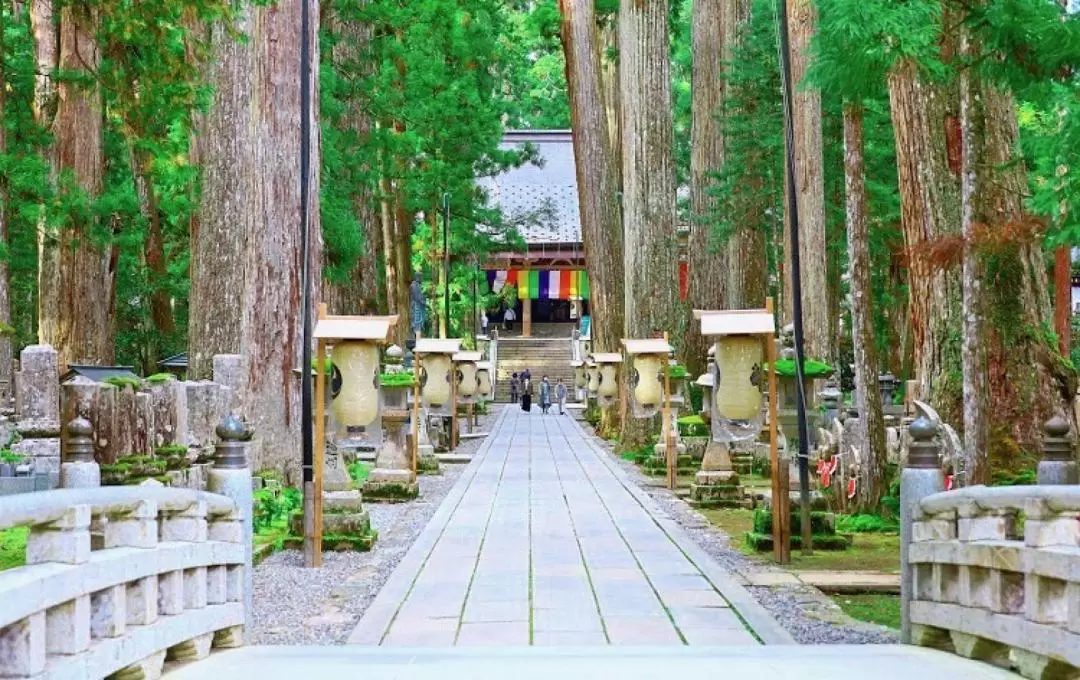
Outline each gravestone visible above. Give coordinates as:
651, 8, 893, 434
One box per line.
13, 345, 61, 486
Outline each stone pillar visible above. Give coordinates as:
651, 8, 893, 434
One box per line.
207, 416, 253, 643
364, 405, 419, 501
416, 409, 440, 474
61, 417, 100, 488
900, 414, 944, 644
14, 345, 61, 487
1038, 415, 1078, 485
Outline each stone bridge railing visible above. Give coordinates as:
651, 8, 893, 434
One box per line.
0, 419, 252, 679
901, 415, 1079, 680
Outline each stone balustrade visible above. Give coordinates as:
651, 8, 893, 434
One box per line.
0, 486, 249, 679
907, 484, 1080, 679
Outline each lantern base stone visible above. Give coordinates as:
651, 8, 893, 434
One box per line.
417, 446, 441, 475
361, 480, 420, 502
688, 480, 747, 509
642, 450, 695, 477
288, 492, 375, 550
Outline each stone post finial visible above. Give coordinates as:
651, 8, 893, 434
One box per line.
1039, 414, 1077, 485
906, 411, 940, 468
64, 416, 95, 464
214, 415, 247, 470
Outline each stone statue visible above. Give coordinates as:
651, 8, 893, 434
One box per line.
410, 272, 427, 336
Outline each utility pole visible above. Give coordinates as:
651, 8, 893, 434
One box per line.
443, 192, 450, 339
778, 0, 813, 554
299, 0, 316, 567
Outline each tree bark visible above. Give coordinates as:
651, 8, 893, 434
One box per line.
32, 2, 113, 368
597, 18, 620, 186
191, 0, 321, 477
958, 32, 989, 485
781, 0, 829, 364
559, 0, 625, 437
843, 102, 887, 512
685, 0, 727, 376
887, 58, 961, 409
618, 0, 679, 449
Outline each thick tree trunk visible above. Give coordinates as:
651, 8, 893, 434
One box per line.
958, 36, 989, 485
0, 4, 10, 402
977, 85, 1073, 463
685, 0, 727, 376
559, 0, 625, 437
191, 0, 321, 477
32, 3, 113, 368
781, 0, 829, 363
618, 0, 679, 449
887, 59, 961, 410
843, 103, 887, 512
598, 20, 620, 185
720, 0, 766, 312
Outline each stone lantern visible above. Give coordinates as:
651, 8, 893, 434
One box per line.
415, 338, 462, 459
476, 361, 493, 403
453, 351, 483, 405
585, 359, 600, 400
591, 353, 622, 408
314, 315, 399, 449
621, 338, 672, 420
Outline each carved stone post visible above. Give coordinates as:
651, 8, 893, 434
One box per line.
207, 415, 252, 643
60, 417, 100, 488
1038, 415, 1078, 485
900, 413, 944, 644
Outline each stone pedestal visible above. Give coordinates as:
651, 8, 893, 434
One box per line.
689, 442, 745, 508
363, 409, 419, 502
287, 444, 375, 548
417, 412, 441, 474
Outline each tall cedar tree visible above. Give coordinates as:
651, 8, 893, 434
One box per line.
559, 0, 625, 437
618, 0, 680, 449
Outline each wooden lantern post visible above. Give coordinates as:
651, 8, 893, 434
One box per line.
414, 338, 462, 456
307, 311, 399, 568
621, 337, 676, 489
695, 303, 788, 564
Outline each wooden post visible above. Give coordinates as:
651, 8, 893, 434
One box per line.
412, 332, 421, 478
663, 332, 675, 490
312, 303, 328, 567
451, 357, 459, 450
766, 297, 790, 565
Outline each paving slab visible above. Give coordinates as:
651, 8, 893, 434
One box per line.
167, 645, 1026, 679
794, 570, 900, 594
348, 407, 792, 646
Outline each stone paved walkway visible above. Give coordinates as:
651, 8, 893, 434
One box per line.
348, 406, 791, 647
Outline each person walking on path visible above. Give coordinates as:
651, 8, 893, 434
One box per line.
504, 305, 516, 331
481, 311, 488, 336
521, 374, 533, 412
509, 372, 519, 406
539, 376, 552, 415
555, 379, 567, 415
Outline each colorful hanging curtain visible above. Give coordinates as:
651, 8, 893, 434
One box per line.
549, 271, 561, 299
569, 271, 579, 298
581, 271, 590, 300
492, 270, 508, 293
539, 271, 550, 300
506, 269, 518, 289
560, 271, 571, 299
517, 270, 529, 299
487, 270, 498, 293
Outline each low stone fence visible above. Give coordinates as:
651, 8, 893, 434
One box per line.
0, 481, 251, 677
907, 484, 1080, 679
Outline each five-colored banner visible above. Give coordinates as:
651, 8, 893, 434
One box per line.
486, 270, 590, 300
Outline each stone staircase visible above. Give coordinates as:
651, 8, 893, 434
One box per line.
494, 336, 575, 402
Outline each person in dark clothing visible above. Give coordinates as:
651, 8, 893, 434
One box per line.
509, 373, 520, 404
521, 374, 533, 412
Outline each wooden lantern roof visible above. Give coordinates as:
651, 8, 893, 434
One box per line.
414, 338, 462, 355
453, 351, 483, 363
590, 352, 623, 364
476, 361, 492, 371
313, 315, 399, 343
696, 373, 715, 388
694, 309, 775, 336
621, 338, 673, 356
571, 359, 584, 368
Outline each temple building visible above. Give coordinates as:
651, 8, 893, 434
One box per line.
478, 130, 590, 337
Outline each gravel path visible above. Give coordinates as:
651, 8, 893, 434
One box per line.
252, 406, 501, 645
592, 431, 898, 645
